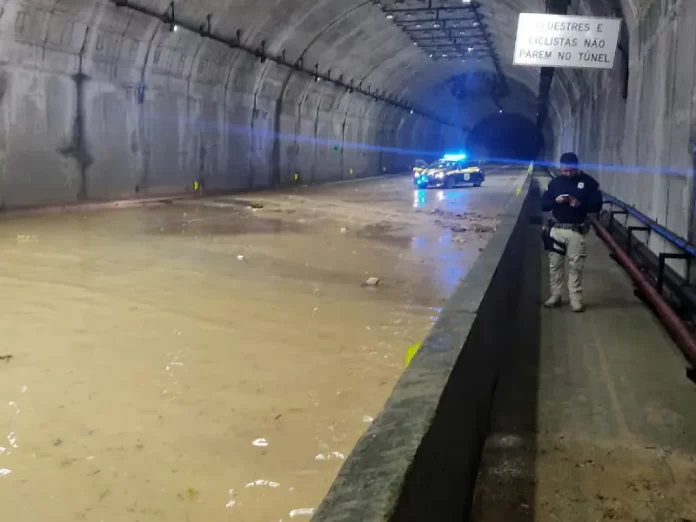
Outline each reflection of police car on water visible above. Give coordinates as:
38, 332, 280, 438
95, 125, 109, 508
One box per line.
412, 154, 485, 189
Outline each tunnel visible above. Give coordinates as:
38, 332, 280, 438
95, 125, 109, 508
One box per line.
1, 0, 696, 521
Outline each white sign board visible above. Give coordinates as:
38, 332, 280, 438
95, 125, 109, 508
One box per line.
513, 13, 621, 69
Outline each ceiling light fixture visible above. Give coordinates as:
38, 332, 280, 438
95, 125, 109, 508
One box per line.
386, 14, 394, 19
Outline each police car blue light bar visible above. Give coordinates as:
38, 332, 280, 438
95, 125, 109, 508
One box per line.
442, 153, 467, 161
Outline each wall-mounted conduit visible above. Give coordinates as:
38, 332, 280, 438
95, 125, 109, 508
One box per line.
111, 0, 463, 130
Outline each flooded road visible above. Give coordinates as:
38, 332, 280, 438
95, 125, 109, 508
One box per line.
0, 171, 526, 521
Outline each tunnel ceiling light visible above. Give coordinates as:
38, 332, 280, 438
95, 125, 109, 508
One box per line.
386, 14, 394, 19
416, 24, 422, 28
468, 47, 473, 52
499, 109, 503, 113
433, 23, 440, 28
410, 110, 414, 114
171, 24, 178, 32
429, 53, 433, 58
473, 22, 479, 27
413, 42, 418, 46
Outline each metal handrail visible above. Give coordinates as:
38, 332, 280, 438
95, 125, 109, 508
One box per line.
601, 193, 696, 259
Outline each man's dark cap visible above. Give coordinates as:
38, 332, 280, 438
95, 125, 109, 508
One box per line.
560, 152, 579, 166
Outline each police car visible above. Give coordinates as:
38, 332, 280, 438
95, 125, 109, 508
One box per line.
413, 154, 485, 189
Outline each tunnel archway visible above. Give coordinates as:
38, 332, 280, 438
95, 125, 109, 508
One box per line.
465, 113, 543, 162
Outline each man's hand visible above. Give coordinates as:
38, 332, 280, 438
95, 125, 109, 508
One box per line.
555, 195, 569, 204
569, 196, 581, 208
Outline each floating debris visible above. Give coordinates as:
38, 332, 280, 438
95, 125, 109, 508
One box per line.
362, 415, 374, 423
0, 355, 13, 363
364, 277, 380, 287
252, 438, 269, 447
289, 507, 315, 518
245, 479, 280, 488
314, 451, 345, 461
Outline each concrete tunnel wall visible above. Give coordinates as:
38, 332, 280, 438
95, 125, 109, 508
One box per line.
548, 0, 696, 264
0, 0, 482, 209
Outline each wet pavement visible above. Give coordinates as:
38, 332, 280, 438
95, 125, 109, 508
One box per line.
0, 170, 526, 522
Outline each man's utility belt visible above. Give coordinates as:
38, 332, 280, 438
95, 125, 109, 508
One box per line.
540, 219, 589, 256
553, 222, 590, 234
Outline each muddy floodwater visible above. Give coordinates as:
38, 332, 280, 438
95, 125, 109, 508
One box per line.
0, 172, 525, 521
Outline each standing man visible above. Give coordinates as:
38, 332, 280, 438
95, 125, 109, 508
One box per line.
541, 152, 603, 312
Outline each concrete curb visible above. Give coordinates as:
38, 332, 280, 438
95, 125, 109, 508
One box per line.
312, 174, 538, 522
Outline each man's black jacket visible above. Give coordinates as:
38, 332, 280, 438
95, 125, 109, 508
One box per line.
541, 172, 603, 224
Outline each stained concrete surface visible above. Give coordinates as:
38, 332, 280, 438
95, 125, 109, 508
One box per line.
471, 225, 696, 521
0, 170, 525, 522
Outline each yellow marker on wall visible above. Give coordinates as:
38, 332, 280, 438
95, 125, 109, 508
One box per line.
294, 173, 300, 182
349, 168, 354, 176
193, 180, 200, 191
405, 341, 422, 367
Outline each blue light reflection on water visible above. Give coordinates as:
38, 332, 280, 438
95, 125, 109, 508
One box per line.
409, 189, 470, 296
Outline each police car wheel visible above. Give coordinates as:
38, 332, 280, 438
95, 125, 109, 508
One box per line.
444, 176, 455, 189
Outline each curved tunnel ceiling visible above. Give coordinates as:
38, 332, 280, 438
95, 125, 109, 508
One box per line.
3, 0, 636, 145
92, 0, 548, 128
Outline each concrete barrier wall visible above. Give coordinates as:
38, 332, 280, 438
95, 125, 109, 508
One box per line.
312, 174, 541, 522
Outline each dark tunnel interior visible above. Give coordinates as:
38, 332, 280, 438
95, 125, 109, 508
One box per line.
466, 113, 544, 162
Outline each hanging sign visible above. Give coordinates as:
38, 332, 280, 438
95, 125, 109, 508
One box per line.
513, 13, 621, 69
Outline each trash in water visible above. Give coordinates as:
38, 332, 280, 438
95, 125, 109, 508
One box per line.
245, 479, 280, 488
314, 452, 345, 461
237, 255, 245, 261
0, 355, 13, 363
225, 488, 237, 508
362, 415, 374, 423
364, 277, 380, 287
0, 469, 11, 477
252, 438, 269, 447
340, 228, 347, 233
289, 508, 315, 518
